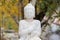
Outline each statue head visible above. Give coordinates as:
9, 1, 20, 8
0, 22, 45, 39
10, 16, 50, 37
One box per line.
24, 3, 35, 19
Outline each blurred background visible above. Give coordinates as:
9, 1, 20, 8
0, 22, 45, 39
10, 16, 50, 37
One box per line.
0, 0, 60, 40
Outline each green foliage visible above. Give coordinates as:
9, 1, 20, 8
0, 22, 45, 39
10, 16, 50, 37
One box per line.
8, 22, 13, 30
36, 0, 60, 17
1, 0, 5, 5
11, 0, 17, 6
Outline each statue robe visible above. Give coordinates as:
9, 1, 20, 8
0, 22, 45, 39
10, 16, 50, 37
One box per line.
19, 20, 41, 40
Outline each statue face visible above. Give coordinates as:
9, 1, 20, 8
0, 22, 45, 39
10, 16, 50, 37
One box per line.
24, 9, 35, 19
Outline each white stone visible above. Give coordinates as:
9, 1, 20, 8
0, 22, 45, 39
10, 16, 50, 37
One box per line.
24, 3, 35, 19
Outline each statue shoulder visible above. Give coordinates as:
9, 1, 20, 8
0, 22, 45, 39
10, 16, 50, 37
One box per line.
19, 20, 25, 23
34, 20, 41, 23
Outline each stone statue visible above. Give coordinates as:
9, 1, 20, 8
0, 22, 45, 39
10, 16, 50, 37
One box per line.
19, 2, 41, 40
